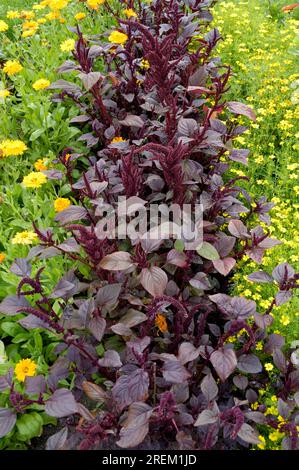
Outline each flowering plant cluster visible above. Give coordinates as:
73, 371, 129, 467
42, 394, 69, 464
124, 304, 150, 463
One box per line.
0, 0, 298, 451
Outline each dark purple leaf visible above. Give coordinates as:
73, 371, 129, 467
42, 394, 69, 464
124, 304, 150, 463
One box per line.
0, 295, 30, 316
112, 369, 149, 412
212, 257, 236, 276
227, 101, 256, 121
264, 334, 285, 354
194, 408, 219, 426
272, 262, 295, 283
119, 115, 144, 128
117, 402, 153, 448
10, 258, 32, 277
88, 316, 106, 342
98, 350, 122, 368
46, 427, 68, 450
162, 360, 191, 384
247, 271, 272, 283
273, 348, 287, 373
54, 205, 88, 225
233, 375, 248, 390
0, 408, 16, 438
237, 423, 261, 445
140, 266, 168, 297
201, 374, 218, 401
99, 252, 135, 271
19, 314, 50, 330
275, 290, 292, 306
45, 388, 78, 418
210, 348, 237, 382
178, 342, 200, 365
25, 375, 46, 395
237, 354, 262, 374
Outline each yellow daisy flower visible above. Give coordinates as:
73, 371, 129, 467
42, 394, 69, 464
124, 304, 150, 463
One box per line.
15, 358, 37, 382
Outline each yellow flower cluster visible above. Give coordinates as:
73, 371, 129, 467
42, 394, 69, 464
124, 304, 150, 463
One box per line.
15, 358, 37, 382
54, 197, 71, 212
12, 231, 37, 245
22, 171, 47, 188
32, 78, 51, 90
0, 139, 27, 157
0, 89, 10, 99
0, 20, 9, 32
108, 31, 128, 45
3, 60, 23, 76
60, 38, 75, 52
86, 0, 105, 10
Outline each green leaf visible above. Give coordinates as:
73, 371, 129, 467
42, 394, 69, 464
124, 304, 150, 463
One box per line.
197, 242, 220, 261
16, 412, 43, 442
174, 239, 185, 252
30, 129, 44, 141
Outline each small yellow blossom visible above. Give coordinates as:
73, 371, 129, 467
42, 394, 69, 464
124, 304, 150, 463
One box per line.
32, 79, 51, 90
54, 197, 71, 212
0, 253, 6, 263
140, 59, 150, 69
111, 136, 126, 143
155, 313, 168, 333
257, 435, 266, 450
60, 38, 75, 52
108, 31, 128, 45
0, 89, 10, 99
3, 60, 23, 76
87, 0, 105, 10
265, 363, 274, 372
74, 12, 86, 21
15, 358, 37, 382
6, 11, 20, 19
48, 0, 68, 9
0, 140, 27, 158
34, 158, 48, 171
22, 172, 47, 189
0, 20, 9, 32
12, 231, 37, 245
124, 8, 137, 18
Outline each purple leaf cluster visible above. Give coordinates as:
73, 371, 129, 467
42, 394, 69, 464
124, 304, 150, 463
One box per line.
0, 0, 298, 450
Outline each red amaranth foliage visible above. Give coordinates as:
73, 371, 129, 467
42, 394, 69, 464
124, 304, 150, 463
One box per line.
0, 0, 298, 451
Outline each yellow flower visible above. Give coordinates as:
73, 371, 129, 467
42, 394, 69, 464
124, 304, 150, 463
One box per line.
108, 30, 128, 45
6, 11, 20, 19
256, 342, 263, 351
54, 197, 71, 212
48, 0, 68, 9
111, 136, 126, 143
155, 313, 168, 333
22, 29, 37, 38
269, 431, 283, 442
34, 158, 48, 171
32, 79, 51, 90
87, 0, 105, 10
0, 20, 9, 32
124, 8, 137, 18
280, 314, 290, 326
257, 435, 266, 450
0, 139, 27, 157
15, 358, 37, 382
74, 12, 86, 21
140, 59, 150, 69
3, 60, 23, 76
60, 38, 75, 52
12, 231, 37, 245
0, 253, 6, 263
22, 172, 47, 188
0, 89, 10, 98
265, 363, 274, 372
